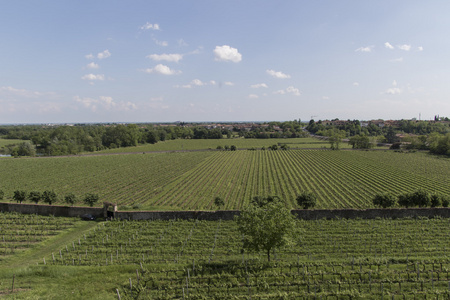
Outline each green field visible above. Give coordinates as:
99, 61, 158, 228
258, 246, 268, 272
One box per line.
1, 213, 449, 299
0, 149, 449, 210
93, 137, 371, 154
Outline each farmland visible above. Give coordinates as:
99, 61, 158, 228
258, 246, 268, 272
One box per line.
1, 212, 450, 299
0, 148, 449, 210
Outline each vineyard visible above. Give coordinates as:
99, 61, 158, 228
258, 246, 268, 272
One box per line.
21, 216, 450, 299
1, 149, 449, 210
0, 212, 77, 261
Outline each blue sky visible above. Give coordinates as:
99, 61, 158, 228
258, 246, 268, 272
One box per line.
1, 1, 449, 124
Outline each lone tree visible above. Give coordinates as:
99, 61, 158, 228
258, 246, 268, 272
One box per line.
214, 196, 225, 209
296, 191, 317, 209
372, 193, 397, 208
65, 193, 77, 206
84, 193, 99, 207
42, 190, 58, 205
13, 190, 27, 203
236, 198, 296, 262
28, 191, 42, 204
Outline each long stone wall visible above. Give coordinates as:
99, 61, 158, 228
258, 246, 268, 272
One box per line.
1, 202, 449, 220
0, 202, 104, 218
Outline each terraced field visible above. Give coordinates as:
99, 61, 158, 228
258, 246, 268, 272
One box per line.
1, 149, 449, 210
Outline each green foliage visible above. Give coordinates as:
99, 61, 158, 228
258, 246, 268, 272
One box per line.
236, 199, 296, 261
64, 193, 77, 206
214, 196, 225, 209
397, 190, 432, 208
42, 190, 58, 205
0, 190, 3, 200
348, 135, 373, 149
250, 195, 280, 208
83, 193, 99, 207
28, 191, 41, 204
372, 193, 397, 208
230, 145, 237, 151
296, 191, 317, 209
13, 190, 27, 203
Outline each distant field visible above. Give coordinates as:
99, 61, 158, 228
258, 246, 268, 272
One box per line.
0, 138, 25, 148
0, 149, 448, 210
94, 137, 365, 154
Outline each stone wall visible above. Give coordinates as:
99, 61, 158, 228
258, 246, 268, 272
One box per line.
1, 202, 449, 220
0, 202, 104, 218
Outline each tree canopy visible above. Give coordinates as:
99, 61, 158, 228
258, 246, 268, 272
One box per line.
236, 198, 296, 262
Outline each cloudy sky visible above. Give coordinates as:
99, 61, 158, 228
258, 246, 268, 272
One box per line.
1, 1, 449, 124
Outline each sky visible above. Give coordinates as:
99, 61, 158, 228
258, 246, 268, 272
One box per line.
1, 1, 450, 124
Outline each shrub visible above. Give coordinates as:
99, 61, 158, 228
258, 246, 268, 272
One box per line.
28, 191, 42, 204
42, 190, 58, 205
411, 189, 431, 207
430, 194, 442, 207
441, 195, 449, 207
372, 193, 396, 208
0, 190, 4, 200
214, 196, 225, 209
230, 145, 237, 151
64, 193, 77, 206
398, 193, 412, 208
13, 190, 27, 203
296, 191, 317, 209
83, 193, 99, 207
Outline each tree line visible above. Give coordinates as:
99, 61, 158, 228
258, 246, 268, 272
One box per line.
0, 189, 100, 207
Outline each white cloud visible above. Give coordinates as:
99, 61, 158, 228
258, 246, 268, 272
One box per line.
398, 44, 411, 51
140, 22, 160, 30
178, 39, 188, 47
392, 80, 398, 86
224, 81, 234, 86
147, 53, 183, 62
85, 53, 94, 60
250, 83, 268, 88
322, 96, 330, 100
355, 46, 374, 52
286, 86, 301, 96
191, 79, 206, 86
418, 46, 424, 51
274, 86, 301, 96
143, 64, 181, 75
154, 39, 168, 47
248, 94, 259, 99
210, 80, 217, 85
81, 74, 105, 81
0, 86, 57, 98
266, 69, 291, 79
384, 42, 394, 49
385, 87, 402, 95
353, 82, 360, 86
213, 45, 242, 62
86, 62, 99, 69
74, 96, 137, 112
97, 50, 111, 59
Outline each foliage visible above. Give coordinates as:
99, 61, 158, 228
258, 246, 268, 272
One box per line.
0, 189, 3, 200
296, 191, 317, 209
230, 145, 237, 151
236, 199, 296, 261
348, 135, 373, 149
250, 195, 280, 208
42, 190, 58, 205
214, 196, 224, 209
372, 193, 397, 208
13, 190, 27, 203
28, 191, 42, 204
64, 193, 77, 206
83, 193, 100, 207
